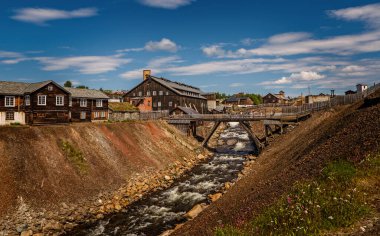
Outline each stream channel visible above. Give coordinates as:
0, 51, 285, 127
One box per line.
69, 122, 257, 236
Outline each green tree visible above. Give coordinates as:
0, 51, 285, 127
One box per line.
64, 80, 72, 88
76, 85, 89, 89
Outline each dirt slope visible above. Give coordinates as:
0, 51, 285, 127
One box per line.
173, 90, 380, 236
0, 121, 198, 217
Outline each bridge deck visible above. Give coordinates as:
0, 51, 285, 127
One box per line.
167, 111, 310, 123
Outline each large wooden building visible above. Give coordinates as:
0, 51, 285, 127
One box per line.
124, 70, 207, 113
0, 80, 109, 125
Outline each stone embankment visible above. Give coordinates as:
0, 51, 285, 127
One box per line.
0, 121, 211, 236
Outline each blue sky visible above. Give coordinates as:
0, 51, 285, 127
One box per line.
1, 0, 380, 96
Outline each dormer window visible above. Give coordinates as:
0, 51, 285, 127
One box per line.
48, 85, 53, 91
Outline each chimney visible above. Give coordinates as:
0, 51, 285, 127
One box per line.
143, 70, 151, 81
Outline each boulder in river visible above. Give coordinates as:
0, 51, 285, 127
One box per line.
184, 203, 208, 219
208, 193, 222, 202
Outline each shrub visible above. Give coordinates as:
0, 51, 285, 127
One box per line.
60, 140, 88, 175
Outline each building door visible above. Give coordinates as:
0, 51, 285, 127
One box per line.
80, 111, 86, 120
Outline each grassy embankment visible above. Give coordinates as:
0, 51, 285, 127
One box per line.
216, 151, 380, 235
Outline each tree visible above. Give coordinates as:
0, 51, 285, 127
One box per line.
76, 85, 89, 89
64, 81, 72, 88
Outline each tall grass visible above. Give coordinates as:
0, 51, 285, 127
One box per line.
216, 153, 380, 236
60, 140, 88, 175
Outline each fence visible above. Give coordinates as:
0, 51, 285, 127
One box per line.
108, 110, 169, 121
282, 83, 380, 114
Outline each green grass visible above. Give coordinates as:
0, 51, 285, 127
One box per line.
60, 140, 88, 175
216, 153, 380, 236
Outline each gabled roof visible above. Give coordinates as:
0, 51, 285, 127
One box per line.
0, 80, 68, 95
65, 87, 109, 99
171, 106, 200, 116
125, 75, 207, 100
224, 96, 251, 103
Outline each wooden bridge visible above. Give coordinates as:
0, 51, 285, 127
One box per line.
166, 111, 311, 152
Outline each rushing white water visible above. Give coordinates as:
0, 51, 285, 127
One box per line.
68, 122, 256, 236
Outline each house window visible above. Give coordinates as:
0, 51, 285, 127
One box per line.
25, 95, 30, 106
166, 91, 169, 95
101, 111, 106, 118
158, 101, 161, 107
96, 99, 103, 107
94, 112, 99, 118
5, 96, 15, 107
80, 98, 87, 107
153, 102, 157, 107
48, 85, 53, 91
69, 97, 72, 107
80, 112, 86, 120
169, 101, 173, 107
138, 91, 142, 96
159, 91, 163, 95
153, 91, 157, 96
147, 91, 151, 96
37, 95, 46, 106
56, 95, 64, 106
133, 93, 136, 96
5, 112, 14, 120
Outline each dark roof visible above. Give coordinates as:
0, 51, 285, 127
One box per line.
125, 75, 206, 100
65, 87, 109, 99
224, 96, 250, 103
0, 80, 66, 95
172, 106, 200, 115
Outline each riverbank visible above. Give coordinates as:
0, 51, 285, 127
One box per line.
0, 121, 210, 236
172, 89, 380, 235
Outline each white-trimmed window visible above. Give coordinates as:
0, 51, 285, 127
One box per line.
5, 96, 15, 107
158, 101, 161, 107
101, 111, 106, 118
25, 95, 30, 106
153, 91, 157, 96
138, 91, 142, 96
159, 91, 163, 95
5, 111, 14, 120
169, 101, 173, 107
147, 91, 151, 96
37, 95, 46, 106
56, 95, 64, 106
166, 91, 169, 95
80, 98, 87, 107
69, 97, 72, 107
94, 112, 99, 118
96, 99, 103, 107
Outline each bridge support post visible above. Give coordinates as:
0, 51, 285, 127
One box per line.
239, 121, 263, 153
202, 121, 222, 147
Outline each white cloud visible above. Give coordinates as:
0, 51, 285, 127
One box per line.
261, 71, 325, 86
36, 55, 131, 74
202, 45, 226, 57
138, 0, 194, 9
328, 3, 380, 28
12, 7, 98, 25
144, 38, 178, 52
229, 83, 244, 87
268, 32, 312, 44
241, 38, 255, 46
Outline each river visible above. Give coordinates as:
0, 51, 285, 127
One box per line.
68, 122, 256, 236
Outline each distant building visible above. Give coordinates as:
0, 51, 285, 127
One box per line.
356, 84, 368, 93
223, 96, 253, 107
202, 92, 217, 111
262, 91, 288, 104
170, 106, 200, 116
105, 90, 128, 103
345, 90, 356, 95
0, 80, 109, 125
123, 70, 207, 113
305, 93, 330, 104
